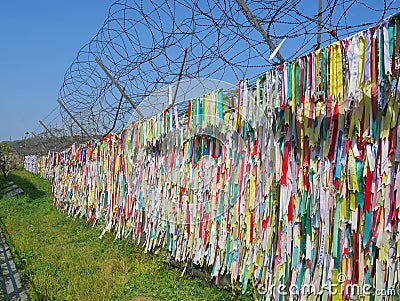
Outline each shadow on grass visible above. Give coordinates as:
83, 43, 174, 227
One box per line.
3, 172, 45, 201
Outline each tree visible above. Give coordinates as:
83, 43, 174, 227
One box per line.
0, 142, 11, 178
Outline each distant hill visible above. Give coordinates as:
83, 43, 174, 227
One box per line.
1, 134, 93, 157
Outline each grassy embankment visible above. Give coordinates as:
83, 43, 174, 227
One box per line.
0, 170, 251, 300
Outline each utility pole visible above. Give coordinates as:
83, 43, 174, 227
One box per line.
236, 0, 285, 63
24, 132, 29, 156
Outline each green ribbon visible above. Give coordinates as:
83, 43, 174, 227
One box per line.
388, 19, 395, 62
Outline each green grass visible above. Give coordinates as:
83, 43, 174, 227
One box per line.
0, 170, 251, 301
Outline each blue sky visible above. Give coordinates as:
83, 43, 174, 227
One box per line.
0, 1, 112, 142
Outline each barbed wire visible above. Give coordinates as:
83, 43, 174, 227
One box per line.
36, 0, 400, 143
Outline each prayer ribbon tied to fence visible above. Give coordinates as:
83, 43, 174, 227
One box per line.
30, 14, 400, 298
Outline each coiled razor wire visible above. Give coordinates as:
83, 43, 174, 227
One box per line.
44, 0, 400, 140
